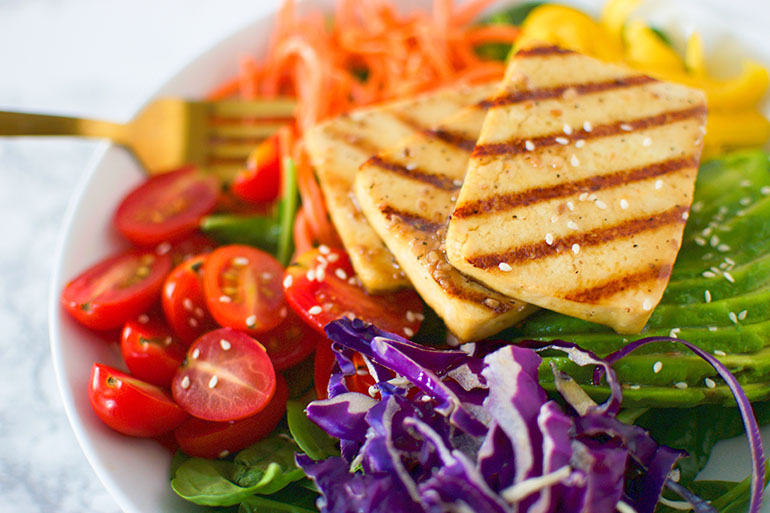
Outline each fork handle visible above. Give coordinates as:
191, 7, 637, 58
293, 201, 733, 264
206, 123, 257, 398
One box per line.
0, 111, 129, 142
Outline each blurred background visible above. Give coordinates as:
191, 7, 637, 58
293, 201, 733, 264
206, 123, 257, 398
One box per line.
0, 1, 278, 510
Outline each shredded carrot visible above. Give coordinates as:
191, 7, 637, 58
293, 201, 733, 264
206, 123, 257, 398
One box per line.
209, 0, 521, 252
293, 206, 315, 256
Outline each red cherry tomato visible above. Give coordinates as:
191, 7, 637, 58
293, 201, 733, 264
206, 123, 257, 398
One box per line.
260, 310, 321, 371
88, 363, 188, 437
162, 255, 219, 345
172, 328, 276, 422
163, 233, 218, 266
174, 374, 288, 458
314, 339, 375, 400
61, 249, 171, 330
203, 245, 287, 334
120, 316, 186, 387
231, 134, 281, 204
283, 247, 424, 338
114, 166, 220, 246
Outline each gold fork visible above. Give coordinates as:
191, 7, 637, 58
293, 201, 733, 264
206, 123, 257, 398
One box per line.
0, 97, 296, 180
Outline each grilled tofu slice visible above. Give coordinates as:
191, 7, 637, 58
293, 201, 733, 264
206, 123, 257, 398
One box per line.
305, 84, 496, 293
445, 44, 707, 334
355, 102, 536, 342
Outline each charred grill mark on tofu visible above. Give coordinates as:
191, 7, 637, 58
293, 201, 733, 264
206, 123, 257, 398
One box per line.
472, 105, 708, 157
479, 75, 657, 109
452, 156, 698, 219
515, 45, 576, 58
466, 205, 689, 269
440, 279, 516, 313
379, 205, 445, 233
366, 155, 460, 191
562, 264, 673, 303
422, 128, 478, 152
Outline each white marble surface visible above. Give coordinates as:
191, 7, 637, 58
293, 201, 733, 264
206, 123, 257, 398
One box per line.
0, 1, 278, 511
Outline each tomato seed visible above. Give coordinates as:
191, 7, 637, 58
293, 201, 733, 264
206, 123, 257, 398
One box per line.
208, 375, 218, 388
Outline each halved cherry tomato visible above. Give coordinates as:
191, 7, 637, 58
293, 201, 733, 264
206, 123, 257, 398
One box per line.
162, 233, 218, 266
260, 309, 320, 371
174, 374, 288, 458
283, 247, 424, 338
314, 338, 376, 400
203, 245, 287, 334
61, 249, 171, 330
121, 315, 186, 387
162, 255, 218, 345
231, 133, 281, 204
114, 166, 220, 246
88, 363, 188, 437
172, 328, 276, 422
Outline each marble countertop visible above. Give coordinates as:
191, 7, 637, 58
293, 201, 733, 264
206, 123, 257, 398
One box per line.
0, 1, 278, 510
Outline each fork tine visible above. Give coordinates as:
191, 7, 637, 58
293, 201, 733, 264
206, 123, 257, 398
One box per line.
206, 98, 296, 119
209, 122, 284, 139
208, 141, 261, 161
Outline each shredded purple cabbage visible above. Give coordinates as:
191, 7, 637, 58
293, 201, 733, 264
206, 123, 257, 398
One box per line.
296, 319, 764, 513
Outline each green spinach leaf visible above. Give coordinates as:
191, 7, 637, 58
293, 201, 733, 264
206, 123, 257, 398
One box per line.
238, 483, 318, 513
286, 400, 339, 461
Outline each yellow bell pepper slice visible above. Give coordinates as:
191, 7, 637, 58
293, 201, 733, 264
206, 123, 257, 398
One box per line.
685, 33, 706, 77
601, 0, 641, 40
623, 20, 685, 73
704, 110, 770, 156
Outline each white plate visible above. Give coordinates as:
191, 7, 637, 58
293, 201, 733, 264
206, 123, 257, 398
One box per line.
48, 1, 770, 512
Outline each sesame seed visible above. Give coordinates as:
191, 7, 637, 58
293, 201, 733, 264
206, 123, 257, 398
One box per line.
156, 241, 172, 255
319, 244, 330, 255
545, 233, 554, 245
220, 339, 231, 350
595, 200, 607, 210
181, 376, 191, 389
620, 123, 633, 131
710, 235, 720, 247
327, 253, 339, 262
620, 198, 629, 210
705, 378, 716, 389
570, 155, 580, 167
702, 271, 716, 278
588, 194, 597, 201
218, 450, 230, 458
403, 327, 414, 337
280, 306, 287, 318
669, 328, 680, 338
653, 361, 663, 373
717, 244, 731, 252
708, 326, 718, 332
714, 349, 726, 356
702, 253, 714, 261
642, 298, 653, 311
335, 268, 348, 280
740, 180, 752, 187
192, 348, 200, 359
583, 121, 593, 132
575, 139, 586, 148
137, 314, 149, 324
283, 275, 293, 288
567, 201, 574, 211
194, 307, 205, 318
498, 262, 513, 272
306, 269, 316, 281
406, 310, 416, 322
761, 186, 770, 195
729, 311, 738, 324
571, 243, 580, 254
719, 262, 728, 270
567, 221, 579, 230
704, 290, 712, 303
261, 272, 274, 281
682, 211, 689, 220
702, 227, 713, 237
188, 318, 199, 327
525, 140, 535, 151
674, 382, 688, 389
219, 295, 232, 303
740, 197, 752, 206
183, 298, 194, 311
725, 257, 736, 265
579, 192, 589, 201
724, 272, 735, 283
563, 124, 573, 135
629, 384, 641, 390
232, 257, 249, 266
246, 314, 257, 327
415, 312, 425, 321
308, 305, 323, 315
550, 214, 559, 223
642, 137, 652, 147
655, 179, 663, 190
738, 309, 748, 320
555, 136, 569, 145
208, 375, 218, 388
316, 267, 326, 281
694, 237, 706, 246
692, 201, 704, 212
405, 162, 417, 171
